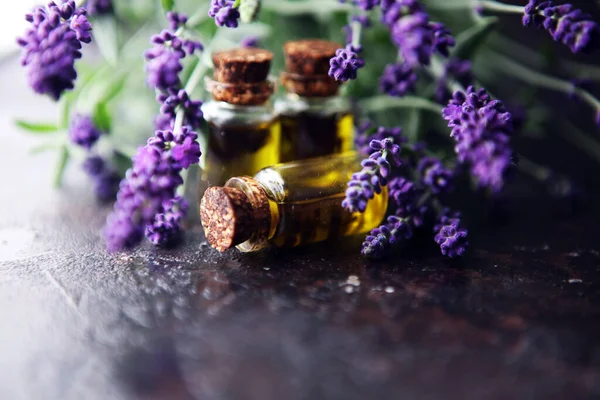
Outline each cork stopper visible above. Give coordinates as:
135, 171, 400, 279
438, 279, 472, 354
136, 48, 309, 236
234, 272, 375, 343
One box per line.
284, 40, 341, 76
282, 39, 342, 97
212, 48, 273, 84
210, 48, 274, 105
200, 177, 271, 252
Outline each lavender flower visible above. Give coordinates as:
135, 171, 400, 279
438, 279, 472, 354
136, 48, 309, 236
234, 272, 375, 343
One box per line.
417, 156, 454, 194
157, 89, 203, 129
241, 36, 260, 48
329, 45, 365, 82
342, 138, 402, 212
209, 0, 240, 28
434, 58, 473, 103
381, 0, 454, 67
442, 86, 514, 192
355, 125, 406, 155
17, 1, 92, 100
388, 176, 428, 227
145, 196, 188, 246
353, 0, 380, 11
104, 126, 200, 252
362, 215, 412, 259
523, 0, 597, 53
433, 211, 468, 258
83, 155, 120, 201
85, 0, 113, 16
69, 114, 102, 149
167, 11, 187, 30
379, 62, 417, 97
144, 28, 203, 91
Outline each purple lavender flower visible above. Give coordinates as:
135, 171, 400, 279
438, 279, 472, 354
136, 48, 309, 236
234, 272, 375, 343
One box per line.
241, 36, 260, 48
69, 114, 102, 149
209, 0, 240, 28
353, 0, 380, 11
17, 1, 92, 100
417, 156, 454, 194
362, 215, 412, 259
85, 0, 113, 16
104, 126, 200, 252
388, 176, 428, 227
83, 155, 121, 202
328, 45, 365, 82
144, 29, 203, 91
523, 0, 597, 53
442, 86, 514, 192
145, 196, 188, 246
379, 62, 417, 97
167, 11, 188, 31
433, 210, 468, 258
355, 125, 406, 155
381, 0, 454, 67
342, 138, 402, 213
157, 89, 203, 129
155, 114, 174, 131
434, 58, 473, 103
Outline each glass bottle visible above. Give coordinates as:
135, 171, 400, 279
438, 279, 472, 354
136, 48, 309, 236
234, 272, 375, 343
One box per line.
200, 152, 388, 252
275, 40, 354, 162
200, 48, 281, 188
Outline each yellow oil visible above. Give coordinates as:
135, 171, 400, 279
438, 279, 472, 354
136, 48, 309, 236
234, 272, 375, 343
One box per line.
202, 120, 281, 186
236, 152, 387, 251
279, 112, 354, 162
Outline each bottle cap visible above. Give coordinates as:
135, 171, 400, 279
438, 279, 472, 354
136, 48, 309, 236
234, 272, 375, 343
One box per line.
283, 39, 341, 76
205, 77, 275, 106
282, 39, 342, 97
212, 48, 273, 84
200, 177, 271, 252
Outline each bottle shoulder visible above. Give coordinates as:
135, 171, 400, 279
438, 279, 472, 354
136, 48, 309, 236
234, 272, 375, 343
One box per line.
274, 94, 352, 116
202, 100, 278, 127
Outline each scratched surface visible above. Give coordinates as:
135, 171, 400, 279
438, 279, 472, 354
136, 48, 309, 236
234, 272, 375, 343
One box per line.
2, 52, 600, 400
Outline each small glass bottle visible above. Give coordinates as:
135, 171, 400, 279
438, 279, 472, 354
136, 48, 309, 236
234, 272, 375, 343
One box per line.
275, 40, 355, 162
200, 48, 281, 188
200, 152, 388, 252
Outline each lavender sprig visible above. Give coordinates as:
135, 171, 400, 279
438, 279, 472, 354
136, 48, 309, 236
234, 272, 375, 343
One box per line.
69, 114, 102, 150
433, 210, 468, 258
83, 156, 121, 202
17, 1, 92, 100
362, 215, 412, 258
342, 138, 402, 213
442, 86, 514, 192
379, 62, 417, 97
209, 0, 241, 28
145, 196, 188, 246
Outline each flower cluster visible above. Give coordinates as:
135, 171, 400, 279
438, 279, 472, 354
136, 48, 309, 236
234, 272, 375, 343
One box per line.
434, 210, 468, 258
379, 62, 418, 97
442, 86, 514, 192
83, 156, 121, 202
17, 1, 92, 100
157, 88, 204, 129
523, 0, 597, 53
349, 123, 465, 259
381, 0, 454, 68
86, 0, 113, 16
145, 196, 188, 246
329, 45, 365, 82
104, 126, 200, 252
69, 114, 101, 150
209, 0, 241, 28
144, 13, 203, 91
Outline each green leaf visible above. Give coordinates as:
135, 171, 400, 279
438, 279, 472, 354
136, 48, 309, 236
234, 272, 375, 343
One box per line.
360, 96, 444, 114
15, 120, 59, 134
92, 16, 119, 66
53, 146, 70, 188
28, 141, 64, 155
160, 0, 175, 12
93, 102, 113, 133
452, 17, 498, 60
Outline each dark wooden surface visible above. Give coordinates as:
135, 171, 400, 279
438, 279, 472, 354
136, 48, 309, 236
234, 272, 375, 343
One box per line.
2, 54, 600, 400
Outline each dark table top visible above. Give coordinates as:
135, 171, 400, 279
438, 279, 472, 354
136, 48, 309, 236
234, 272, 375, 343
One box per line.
1, 54, 600, 400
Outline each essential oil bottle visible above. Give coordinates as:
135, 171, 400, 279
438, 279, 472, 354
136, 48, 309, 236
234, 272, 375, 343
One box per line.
200, 48, 281, 188
275, 40, 354, 163
200, 152, 388, 252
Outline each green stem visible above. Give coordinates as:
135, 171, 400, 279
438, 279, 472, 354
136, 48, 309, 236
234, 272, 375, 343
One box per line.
232, 0, 242, 8
351, 20, 362, 49
360, 95, 444, 114
485, 52, 600, 116
477, 1, 525, 14
53, 146, 70, 188
517, 156, 551, 182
